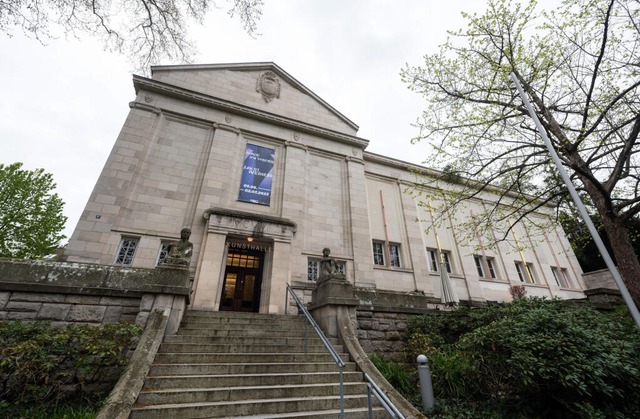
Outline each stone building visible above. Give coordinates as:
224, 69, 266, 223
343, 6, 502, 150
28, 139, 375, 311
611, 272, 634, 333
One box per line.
63, 62, 586, 314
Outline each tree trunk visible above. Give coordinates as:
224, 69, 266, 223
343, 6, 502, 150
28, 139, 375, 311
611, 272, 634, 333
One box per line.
600, 213, 640, 309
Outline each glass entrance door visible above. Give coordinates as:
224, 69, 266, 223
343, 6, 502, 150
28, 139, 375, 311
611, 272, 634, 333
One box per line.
220, 249, 263, 312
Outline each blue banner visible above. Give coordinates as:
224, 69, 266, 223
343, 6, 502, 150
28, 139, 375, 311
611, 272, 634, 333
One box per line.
238, 144, 275, 205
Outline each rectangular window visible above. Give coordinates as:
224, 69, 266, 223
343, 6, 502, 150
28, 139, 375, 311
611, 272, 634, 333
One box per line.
308, 259, 319, 281
372, 242, 385, 266
156, 241, 171, 266
389, 243, 401, 268
427, 249, 452, 273
551, 266, 570, 288
308, 258, 346, 281
474, 256, 497, 279
515, 261, 535, 283
373, 241, 401, 268
114, 237, 139, 266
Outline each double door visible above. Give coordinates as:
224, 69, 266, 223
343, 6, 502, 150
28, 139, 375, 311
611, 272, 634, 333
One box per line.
219, 249, 263, 312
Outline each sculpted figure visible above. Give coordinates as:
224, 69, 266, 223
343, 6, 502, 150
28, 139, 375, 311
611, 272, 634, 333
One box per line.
318, 247, 346, 284
164, 228, 193, 266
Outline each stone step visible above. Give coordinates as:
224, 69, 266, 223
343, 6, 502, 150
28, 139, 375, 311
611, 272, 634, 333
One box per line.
149, 361, 356, 375
136, 382, 368, 405
130, 394, 375, 418
153, 352, 340, 364
132, 310, 380, 418
183, 310, 304, 319
219, 407, 390, 419
158, 342, 345, 353
175, 325, 318, 336
180, 312, 307, 325
162, 334, 336, 346
143, 371, 364, 389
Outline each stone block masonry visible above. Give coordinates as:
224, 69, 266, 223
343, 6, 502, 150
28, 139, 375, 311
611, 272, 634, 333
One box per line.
0, 259, 190, 330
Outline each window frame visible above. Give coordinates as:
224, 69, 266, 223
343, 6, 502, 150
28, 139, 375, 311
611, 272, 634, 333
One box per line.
114, 237, 139, 266
389, 243, 401, 268
307, 257, 346, 282
474, 255, 497, 279
372, 241, 385, 266
427, 249, 452, 273
551, 266, 571, 288
155, 241, 171, 266
515, 261, 536, 283
372, 241, 402, 268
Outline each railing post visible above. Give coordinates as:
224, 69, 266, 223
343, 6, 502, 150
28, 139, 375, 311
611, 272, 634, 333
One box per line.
367, 384, 373, 419
304, 317, 308, 353
417, 354, 434, 411
339, 364, 344, 419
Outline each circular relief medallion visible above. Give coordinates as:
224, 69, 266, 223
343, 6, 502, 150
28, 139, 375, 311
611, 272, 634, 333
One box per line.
144, 94, 154, 103
225, 115, 232, 123
256, 71, 281, 103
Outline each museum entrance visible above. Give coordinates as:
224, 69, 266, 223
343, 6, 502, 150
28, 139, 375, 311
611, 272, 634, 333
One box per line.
219, 247, 263, 312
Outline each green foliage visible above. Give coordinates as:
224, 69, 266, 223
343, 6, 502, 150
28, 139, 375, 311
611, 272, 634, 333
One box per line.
402, 0, 640, 302
0, 320, 142, 414
560, 211, 640, 273
406, 299, 640, 418
369, 353, 420, 406
0, 399, 100, 419
0, 162, 67, 259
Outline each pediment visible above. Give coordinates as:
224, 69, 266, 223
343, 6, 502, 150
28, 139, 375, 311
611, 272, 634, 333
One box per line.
149, 62, 359, 135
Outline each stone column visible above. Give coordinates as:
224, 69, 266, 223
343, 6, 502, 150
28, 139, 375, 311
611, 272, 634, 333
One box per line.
400, 180, 434, 296
264, 239, 292, 314
191, 231, 227, 310
345, 157, 374, 285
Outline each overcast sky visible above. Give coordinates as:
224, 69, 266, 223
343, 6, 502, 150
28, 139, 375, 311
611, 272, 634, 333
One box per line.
0, 0, 507, 241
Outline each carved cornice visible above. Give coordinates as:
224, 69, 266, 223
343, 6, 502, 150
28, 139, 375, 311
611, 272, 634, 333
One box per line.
129, 101, 161, 115
213, 122, 241, 134
203, 207, 297, 243
203, 207, 297, 229
345, 156, 365, 165
284, 140, 308, 151
132, 75, 369, 149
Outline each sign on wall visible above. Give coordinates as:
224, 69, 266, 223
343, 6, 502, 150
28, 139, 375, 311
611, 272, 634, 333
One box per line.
238, 144, 275, 205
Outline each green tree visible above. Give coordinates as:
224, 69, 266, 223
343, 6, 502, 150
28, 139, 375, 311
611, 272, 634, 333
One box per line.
402, 0, 640, 306
0, 0, 263, 72
0, 163, 67, 259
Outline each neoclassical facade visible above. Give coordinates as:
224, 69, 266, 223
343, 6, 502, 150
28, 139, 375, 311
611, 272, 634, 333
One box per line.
63, 62, 586, 313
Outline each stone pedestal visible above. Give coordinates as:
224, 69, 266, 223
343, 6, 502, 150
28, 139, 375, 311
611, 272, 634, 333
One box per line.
309, 279, 359, 341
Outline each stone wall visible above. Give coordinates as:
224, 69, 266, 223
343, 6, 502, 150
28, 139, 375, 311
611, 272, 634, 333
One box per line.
583, 269, 617, 290
0, 292, 140, 325
0, 259, 191, 330
353, 288, 447, 362
356, 310, 412, 361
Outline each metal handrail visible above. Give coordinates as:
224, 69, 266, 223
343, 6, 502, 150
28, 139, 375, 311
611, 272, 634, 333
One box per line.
285, 284, 345, 418
364, 373, 406, 419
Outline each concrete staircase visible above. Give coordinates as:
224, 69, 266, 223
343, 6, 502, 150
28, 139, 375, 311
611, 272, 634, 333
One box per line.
130, 310, 387, 418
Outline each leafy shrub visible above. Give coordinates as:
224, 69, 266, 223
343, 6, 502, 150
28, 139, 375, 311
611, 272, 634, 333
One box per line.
369, 353, 420, 405
0, 320, 142, 414
405, 298, 640, 418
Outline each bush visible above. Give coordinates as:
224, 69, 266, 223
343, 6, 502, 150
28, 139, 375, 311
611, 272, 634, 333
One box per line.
0, 320, 142, 415
406, 298, 640, 418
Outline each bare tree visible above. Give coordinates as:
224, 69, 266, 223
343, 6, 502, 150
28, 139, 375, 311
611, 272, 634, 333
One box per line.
402, 0, 640, 305
0, 0, 263, 72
